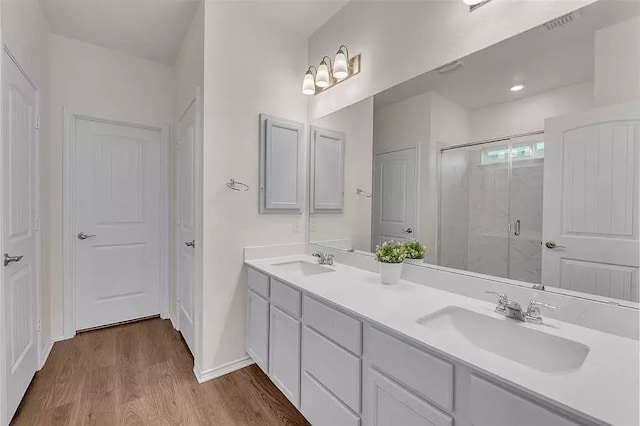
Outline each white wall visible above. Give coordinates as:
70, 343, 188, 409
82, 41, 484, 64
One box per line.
172, 1, 204, 354
310, 97, 374, 252
2, 0, 52, 353
469, 81, 594, 142
594, 16, 640, 107
48, 35, 174, 338
308, 0, 595, 120
201, 2, 308, 373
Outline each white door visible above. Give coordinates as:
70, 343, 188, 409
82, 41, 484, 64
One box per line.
2, 51, 38, 421
73, 117, 162, 330
177, 101, 196, 355
373, 148, 417, 249
542, 102, 640, 303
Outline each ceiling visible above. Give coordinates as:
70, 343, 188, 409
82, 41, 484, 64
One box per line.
374, 0, 640, 110
40, 0, 201, 65
40, 0, 347, 65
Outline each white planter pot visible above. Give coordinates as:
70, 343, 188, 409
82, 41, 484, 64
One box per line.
379, 262, 403, 285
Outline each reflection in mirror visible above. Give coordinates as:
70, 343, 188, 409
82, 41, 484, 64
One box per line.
309, 0, 640, 307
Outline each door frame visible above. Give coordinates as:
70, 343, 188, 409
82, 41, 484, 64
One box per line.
174, 88, 203, 366
371, 146, 420, 251
0, 45, 43, 425
62, 110, 171, 339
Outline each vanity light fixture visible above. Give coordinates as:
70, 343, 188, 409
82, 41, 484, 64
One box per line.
302, 67, 317, 95
510, 84, 525, 92
302, 45, 361, 95
463, 0, 484, 5
333, 45, 350, 79
316, 56, 332, 88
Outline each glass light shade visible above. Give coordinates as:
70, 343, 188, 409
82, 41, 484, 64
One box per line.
316, 61, 330, 88
463, 0, 483, 5
302, 71, 316, 95
333, 50, 349, 79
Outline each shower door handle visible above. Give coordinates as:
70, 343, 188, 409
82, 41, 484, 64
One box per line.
514, 220, 521, 236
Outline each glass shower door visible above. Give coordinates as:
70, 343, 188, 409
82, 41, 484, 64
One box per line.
507, 134, 545, 283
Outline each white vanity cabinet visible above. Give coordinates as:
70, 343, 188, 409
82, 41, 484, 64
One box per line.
300, 296, 363, 426
245, 266, 600, 426
363, 326, 454, 426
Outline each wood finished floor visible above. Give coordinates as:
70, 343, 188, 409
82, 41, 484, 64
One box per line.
11, 318, 310, 426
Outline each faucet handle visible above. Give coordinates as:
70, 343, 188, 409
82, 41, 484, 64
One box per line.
485, 291, 508, 304
527, 300, 557, 312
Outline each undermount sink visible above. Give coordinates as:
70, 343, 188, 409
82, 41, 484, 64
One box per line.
417, 306, 590, 373
271, 260, 334, 276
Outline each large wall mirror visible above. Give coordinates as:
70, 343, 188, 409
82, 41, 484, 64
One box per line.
308, 0, 640, 308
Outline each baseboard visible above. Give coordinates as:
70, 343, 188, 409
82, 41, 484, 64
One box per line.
39, 335, 66, 370
193, 356, 255, 384
169, 314, 179, 331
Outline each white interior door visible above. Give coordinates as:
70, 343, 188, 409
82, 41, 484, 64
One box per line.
373, 148, 417, 249
2, 51, 38, 422
73, 117, 163, 330
177, 101, 196, 355
542, 102, 640, 303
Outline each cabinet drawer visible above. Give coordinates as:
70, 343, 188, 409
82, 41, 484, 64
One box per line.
301, 372, 360, 426
366, 327, 453, 412
303, 296, 362, 355
469, 375, 580, 426
248, 268, 269, 298
271, 278, 301, 318
303, 326, 361, 413
366, 367, 453, 426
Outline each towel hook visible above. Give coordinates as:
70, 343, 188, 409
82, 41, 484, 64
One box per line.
226, 179, 249, 192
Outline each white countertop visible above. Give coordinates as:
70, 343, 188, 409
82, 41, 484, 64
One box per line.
246, 254, 640, 426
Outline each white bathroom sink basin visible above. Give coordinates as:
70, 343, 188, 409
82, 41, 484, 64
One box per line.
417, 306, 590, 373
271, 260, 334, 276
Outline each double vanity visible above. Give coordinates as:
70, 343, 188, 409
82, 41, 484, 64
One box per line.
245, 253, 639, 426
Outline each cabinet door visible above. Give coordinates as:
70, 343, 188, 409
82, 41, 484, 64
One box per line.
269, 305, 301, 407
311, 126, 345, 211
246, 290, 269, 373
259, 114, 304, 213
364, 367, 453, 426
469, 374, 580, 426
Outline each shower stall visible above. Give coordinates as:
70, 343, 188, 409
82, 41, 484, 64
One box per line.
438, 132, 545, 284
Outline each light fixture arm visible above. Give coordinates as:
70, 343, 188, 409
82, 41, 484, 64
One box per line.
306, 65, 317, 76
320, 55, 333, 69
337, 44, 350, 59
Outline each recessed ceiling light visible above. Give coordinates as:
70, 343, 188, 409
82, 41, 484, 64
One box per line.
510, 84, 525, 92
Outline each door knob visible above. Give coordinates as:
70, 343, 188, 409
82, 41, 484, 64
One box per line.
545, 241, 565, 249
402, 228, 413, 234
77, 232, 96, 240
185, 240, 195, 248
4, 253, 24, 267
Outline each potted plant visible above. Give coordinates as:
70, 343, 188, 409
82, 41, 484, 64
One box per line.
375, 241, 407, 285
403, 240, 426, 265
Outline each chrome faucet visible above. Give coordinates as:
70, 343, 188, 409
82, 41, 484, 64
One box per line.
486, 291, 557, 324
312, 251, 334, 265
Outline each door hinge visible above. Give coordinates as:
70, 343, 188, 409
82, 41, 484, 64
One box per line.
36, 318, 42, 332
35, 115, 41, 129
35, 217, 40, 231
176, 143, 181, 150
